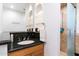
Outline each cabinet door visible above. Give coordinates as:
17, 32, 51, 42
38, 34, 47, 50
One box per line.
8, 44, 44, 56
8, 47, 33, 56
32, 49, 44, 56
24, 53, 32, 56
31, 44, 44, 56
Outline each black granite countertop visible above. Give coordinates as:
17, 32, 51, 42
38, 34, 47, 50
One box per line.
0, 40, 11, 45
8, 41, 45, 53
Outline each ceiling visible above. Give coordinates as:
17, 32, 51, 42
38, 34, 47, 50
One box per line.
3, 3, 30, 13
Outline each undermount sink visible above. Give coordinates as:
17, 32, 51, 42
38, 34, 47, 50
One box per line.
17, 40, 35, 45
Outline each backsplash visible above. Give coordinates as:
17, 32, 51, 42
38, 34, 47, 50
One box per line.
10, 32, 40, 45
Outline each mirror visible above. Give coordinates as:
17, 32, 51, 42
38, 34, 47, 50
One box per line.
3, 3, 28, 32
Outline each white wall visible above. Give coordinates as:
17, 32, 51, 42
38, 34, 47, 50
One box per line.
0, 3, 8, 56
0, 45, 7, 56
43, 3, 60, 56
77, 4, 79, 33
2, 8, 26, 32
0, 3, 3, 34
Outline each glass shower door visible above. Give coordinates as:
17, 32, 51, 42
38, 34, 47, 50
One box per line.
67, 3, 76, 56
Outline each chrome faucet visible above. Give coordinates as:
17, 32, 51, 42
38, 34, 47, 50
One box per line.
23, 37, 26, 40
27, 35, 30, 40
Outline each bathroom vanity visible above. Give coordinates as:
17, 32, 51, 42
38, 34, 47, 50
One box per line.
8, 44, 44, 56
8, 32, 44, 56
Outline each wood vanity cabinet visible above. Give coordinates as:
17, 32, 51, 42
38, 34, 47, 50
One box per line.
8, 44, 44, 56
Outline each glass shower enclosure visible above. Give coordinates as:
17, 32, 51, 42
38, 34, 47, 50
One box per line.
67, 3, 76, 56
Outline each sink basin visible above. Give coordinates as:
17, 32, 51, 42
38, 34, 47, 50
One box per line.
17, 40, 34, 45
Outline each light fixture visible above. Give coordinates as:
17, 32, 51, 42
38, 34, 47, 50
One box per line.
10, 5, 14, 9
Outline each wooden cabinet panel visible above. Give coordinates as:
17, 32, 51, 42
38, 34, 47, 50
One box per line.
8, 44, 44, 56
32, 49, 44, 56
31, 44, 44, 51
8, 46, 33, 56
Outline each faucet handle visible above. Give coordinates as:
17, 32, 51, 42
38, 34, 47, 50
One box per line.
27, 36, 29, 40
23, 37, 26, 40
18, 38, 20, 42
